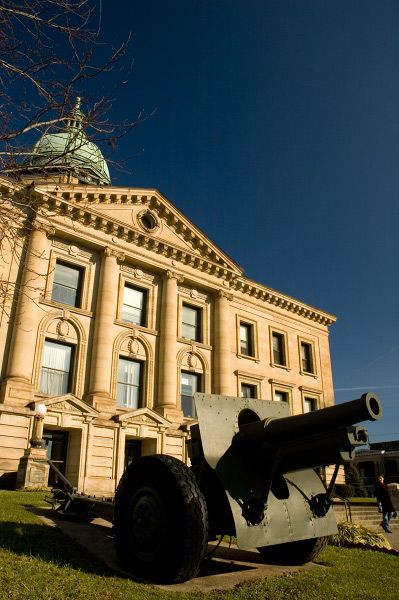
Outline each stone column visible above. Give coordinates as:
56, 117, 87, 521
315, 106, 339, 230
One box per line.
2, 221, 53, 404
86, 247, 122, 412
214, 290, 233, 395
156, 270, 183, 423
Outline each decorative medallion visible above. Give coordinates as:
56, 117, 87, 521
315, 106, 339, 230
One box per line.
57, 320, 70, 337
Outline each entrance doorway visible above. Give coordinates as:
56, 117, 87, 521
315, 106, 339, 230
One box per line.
43, 429, 69, 486
124, 439, 142, 471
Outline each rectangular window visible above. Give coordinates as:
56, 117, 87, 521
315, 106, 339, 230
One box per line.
241, 383, 257, 399
304, 397, 316, 412
272, 332, 286, 366
274, 390, 289, 403
300, 341, 314, 374
182, 304, 201, 342
40, 340, 74, 396
122, 285, 147, 326
51, 261, 83, 308
239, 323, 253, 356
117, 358, 142, 409
180, 371, 200, 418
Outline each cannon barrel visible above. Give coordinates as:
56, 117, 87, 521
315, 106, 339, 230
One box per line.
237, 392, 381, 447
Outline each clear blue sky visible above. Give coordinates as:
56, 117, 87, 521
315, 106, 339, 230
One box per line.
95, 1, 398, 442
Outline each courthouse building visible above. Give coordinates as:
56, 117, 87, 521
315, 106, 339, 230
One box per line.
0, 102, 336, 494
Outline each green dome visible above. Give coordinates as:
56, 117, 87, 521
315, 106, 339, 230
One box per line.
23, 98, 111, 185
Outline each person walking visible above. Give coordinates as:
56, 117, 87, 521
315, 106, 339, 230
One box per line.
375, 474, 395, 533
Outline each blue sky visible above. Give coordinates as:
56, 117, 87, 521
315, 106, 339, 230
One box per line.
94, 1, 399, 442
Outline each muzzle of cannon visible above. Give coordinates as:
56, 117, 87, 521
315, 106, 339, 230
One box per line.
110, 391, 381, 583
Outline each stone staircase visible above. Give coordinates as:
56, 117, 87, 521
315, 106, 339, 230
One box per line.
333, 500, 398, 530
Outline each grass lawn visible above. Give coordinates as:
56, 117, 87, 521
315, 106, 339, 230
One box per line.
0, 490, 398, 600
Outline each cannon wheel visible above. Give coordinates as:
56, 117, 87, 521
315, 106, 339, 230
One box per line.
114, 454, 208, 584
257, 535, 330, 565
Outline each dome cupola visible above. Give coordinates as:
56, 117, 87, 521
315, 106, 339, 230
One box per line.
21, 98, 111, 185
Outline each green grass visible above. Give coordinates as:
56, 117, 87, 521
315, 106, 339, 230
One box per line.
0, 490, 398, 600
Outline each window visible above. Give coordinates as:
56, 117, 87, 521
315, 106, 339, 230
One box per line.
122, 285, 147, 326
51, 261, 83, 308
182, 304, 201, 342
300, 341, 314, 374
239, 323, 253, 356
40, 340, 74, 396
241, 383, 257, 399
274, 390, 289, 403
180, 371, 200, 418
117, 358, 143, 409
304, 397, 316, 412
272, 332, 286, 366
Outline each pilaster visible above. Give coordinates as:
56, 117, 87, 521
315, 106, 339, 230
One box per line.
86, 247, 124, 413
156, 270, 184, 423
1, 221, 54, 405
214, 289, 233, 395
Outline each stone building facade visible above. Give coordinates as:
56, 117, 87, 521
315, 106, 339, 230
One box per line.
0, 105, 336, 494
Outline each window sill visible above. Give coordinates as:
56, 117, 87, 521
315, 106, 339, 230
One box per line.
300, 371, 318, 379
270, 363, 291, 372
237, 353, 260, 363
115, 320, 158, 336
178, 338, 212, 350
41, 298, 93, 317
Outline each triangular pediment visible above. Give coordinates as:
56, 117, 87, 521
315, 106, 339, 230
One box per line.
34, 183, 243, 276
38, 394, 99, 417
116, 407, 171, 427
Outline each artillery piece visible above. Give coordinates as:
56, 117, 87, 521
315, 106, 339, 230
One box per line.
113, 392, 381, 583
47, 391, 381, 584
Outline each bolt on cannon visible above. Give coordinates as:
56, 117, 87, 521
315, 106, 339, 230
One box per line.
48, 391, 382, 584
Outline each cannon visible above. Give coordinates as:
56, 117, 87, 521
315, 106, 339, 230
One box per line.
112, 391, 381, 583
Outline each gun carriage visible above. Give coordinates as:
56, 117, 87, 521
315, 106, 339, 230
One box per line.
47, 392, 381, 584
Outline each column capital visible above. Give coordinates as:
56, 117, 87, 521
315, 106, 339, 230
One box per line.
103, 247, 125, 262
165, 270, 184, 283
32, 220, 55, 237
217, 289, 234, 302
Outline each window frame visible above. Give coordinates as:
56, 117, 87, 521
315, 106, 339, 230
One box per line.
121, 283, 148, 327
51, 260, 84, 308
181, 303, 202, 343
117, 273, 155, 331
241, 383, 257, 399
39, 338, 75, 396
270, 328, 289, 368
236, 317, 258, 360
299, 339, 317, 375
116, 356, 144, 410
234, 370, 264, 398
180, 370, 201, 419
269, 378, 294, 411
299, 387, 321, 413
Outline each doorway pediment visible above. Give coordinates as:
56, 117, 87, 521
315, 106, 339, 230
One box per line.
37, 395, 99, 417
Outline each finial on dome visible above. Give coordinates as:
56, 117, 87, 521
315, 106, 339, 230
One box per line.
65, 96, 84, 130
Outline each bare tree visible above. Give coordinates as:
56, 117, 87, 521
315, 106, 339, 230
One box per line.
0, 0, 141, 171
0, 1, 149, 319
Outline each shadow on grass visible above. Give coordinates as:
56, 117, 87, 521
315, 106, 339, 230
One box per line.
0, 517, 116, 577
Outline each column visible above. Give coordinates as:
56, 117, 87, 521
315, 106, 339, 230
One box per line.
86, 247, 122, 411
5, 221, 53, 384
156, 270, 183, 422
214, 290, 233, 395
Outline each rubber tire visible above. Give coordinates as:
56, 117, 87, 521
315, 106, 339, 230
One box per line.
257, 535, 330, 565
114, 454, 208, 583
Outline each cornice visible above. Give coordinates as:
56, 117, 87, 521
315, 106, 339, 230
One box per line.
231, 277, 336, 327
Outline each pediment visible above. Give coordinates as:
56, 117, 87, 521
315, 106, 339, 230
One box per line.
35, 184, 243, 277
38, 394, 99, 417
116, 407, 171, 427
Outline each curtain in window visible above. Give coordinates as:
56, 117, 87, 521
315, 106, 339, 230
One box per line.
40, 340, 72, 396
117, 358, 141, 408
